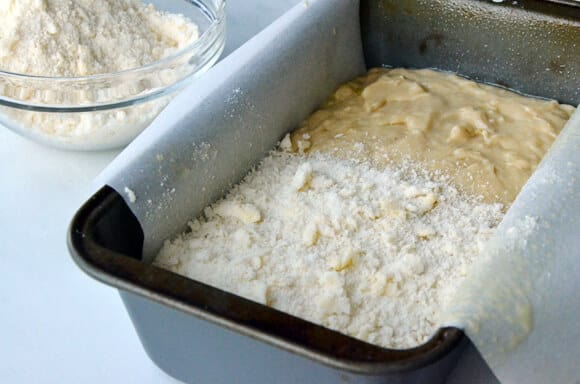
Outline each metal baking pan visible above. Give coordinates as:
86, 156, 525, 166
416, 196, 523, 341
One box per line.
68, 0, 579, 383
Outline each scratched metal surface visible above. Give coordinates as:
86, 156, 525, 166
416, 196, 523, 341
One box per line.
361, 0, 579, 105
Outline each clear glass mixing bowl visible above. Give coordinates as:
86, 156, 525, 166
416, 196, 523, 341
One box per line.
0, 0, 225, 151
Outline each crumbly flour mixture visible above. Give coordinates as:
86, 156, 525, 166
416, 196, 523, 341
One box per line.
0, 0, 199, 146
154, 68, 572, 349
156, 150, 504, 349
0, 0, 198, 76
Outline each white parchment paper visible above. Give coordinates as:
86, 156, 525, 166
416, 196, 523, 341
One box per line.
96, 0, 365, 262
443, 109, 580, 384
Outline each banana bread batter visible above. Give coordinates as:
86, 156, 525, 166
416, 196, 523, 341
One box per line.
290, 68, 574, 205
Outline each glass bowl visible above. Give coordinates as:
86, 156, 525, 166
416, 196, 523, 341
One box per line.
0, 0, 225, 151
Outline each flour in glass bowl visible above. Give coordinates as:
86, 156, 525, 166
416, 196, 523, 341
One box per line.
155, 146, 505, 349
0, 0, 200, 148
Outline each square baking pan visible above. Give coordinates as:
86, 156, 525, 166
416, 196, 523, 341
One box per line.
68, 1, 579, 383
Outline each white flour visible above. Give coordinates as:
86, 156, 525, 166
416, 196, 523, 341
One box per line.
0, 0, 199, 147
155, 147, 504, 349
0, 0, 198, 76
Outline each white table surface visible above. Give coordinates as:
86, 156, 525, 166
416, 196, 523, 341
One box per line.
0, 1, 297, 383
